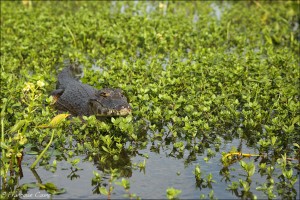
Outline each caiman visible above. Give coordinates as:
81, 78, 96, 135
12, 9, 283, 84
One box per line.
51, 62, 132, 117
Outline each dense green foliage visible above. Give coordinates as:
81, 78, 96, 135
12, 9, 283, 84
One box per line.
1, 1, 299, 199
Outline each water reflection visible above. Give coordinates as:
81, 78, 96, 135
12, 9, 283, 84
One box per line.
14, 133, 299, 199
90, 148, 132, 178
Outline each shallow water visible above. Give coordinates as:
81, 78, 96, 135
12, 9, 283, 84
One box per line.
19, 138, 299, 199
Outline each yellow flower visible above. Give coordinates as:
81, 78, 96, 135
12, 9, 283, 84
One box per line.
17, 152, 23, 158
22, 82, 35, 92
37, 80, 45, 87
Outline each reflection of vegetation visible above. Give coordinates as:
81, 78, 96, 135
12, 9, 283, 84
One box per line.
223, 144, 299, 199
194, 165, 216, 190
90, 148, 132, 178
1, 1, 299, 199
91, 169, 140, 199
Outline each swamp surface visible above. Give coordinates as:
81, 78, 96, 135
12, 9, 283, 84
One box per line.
1, 1, 299, 199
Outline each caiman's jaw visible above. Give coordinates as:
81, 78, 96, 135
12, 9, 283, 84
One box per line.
117, 106, 132, 116
94, 105, 132, 116
89, 88, 132, 117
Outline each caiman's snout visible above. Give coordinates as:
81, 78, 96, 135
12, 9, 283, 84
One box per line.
89, 88, 132, 117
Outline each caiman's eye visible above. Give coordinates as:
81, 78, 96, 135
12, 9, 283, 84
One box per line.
100, 92, 110, 97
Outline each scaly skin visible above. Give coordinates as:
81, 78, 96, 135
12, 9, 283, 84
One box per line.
51, 63, 132, 117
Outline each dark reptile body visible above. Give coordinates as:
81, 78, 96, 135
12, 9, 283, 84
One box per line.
51, 66, 131, 116
53, 67, 97, 116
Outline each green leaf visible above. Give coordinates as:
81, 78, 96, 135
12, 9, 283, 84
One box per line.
99, 187, 108, 195
102, 146, 109, 153
44, 182, 57, 190
70, 158, 80, 166
9, 120, 27, 133
271, 136, 277, 146
291, 115, 299, 125
166, 187, 182, 199
121, 178, 130, 190
0, 142, 9, 149
27, 151, 39, 155
293, 143, 300, 148
248, 163, 256, 177
240, 160, 246, 169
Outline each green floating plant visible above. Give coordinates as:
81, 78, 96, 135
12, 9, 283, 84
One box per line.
166, 187, 182, 200
1, 1, 299, 199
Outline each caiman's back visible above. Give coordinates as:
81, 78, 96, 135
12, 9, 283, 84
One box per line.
52, 65, 98, 116
56, 64, 83, 89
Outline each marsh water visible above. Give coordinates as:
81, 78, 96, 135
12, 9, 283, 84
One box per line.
19, 138, 299, 199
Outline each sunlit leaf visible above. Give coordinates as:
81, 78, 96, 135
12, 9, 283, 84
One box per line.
38, 114, 70, 128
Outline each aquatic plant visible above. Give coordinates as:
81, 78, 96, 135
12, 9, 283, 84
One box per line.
1, 1, 299, 199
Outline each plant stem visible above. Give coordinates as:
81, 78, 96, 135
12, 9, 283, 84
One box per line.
1, 101, 7, 187
30, 129, 55, 169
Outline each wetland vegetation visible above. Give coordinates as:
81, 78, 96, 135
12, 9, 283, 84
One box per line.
1, 1, 299, 199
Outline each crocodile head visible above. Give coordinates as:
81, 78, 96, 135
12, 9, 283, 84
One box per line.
88, 88, 132, 117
